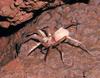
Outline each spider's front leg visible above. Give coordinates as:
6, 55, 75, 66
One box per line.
19, 33, 43, 56
25, 29, 51, 56
15, 33, 40, 56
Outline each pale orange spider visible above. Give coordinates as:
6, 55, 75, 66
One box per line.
20, 24, 91, 63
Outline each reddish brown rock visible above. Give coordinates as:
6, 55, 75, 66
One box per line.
0, 0, 64, 28
0, 0, 100, 78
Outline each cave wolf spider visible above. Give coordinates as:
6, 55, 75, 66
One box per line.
21, 24, 91, 63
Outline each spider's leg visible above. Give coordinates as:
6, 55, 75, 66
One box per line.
22, 33, 43, 55
55, 46, 64, 64
65, 37, 92, 56
40, 26, 49, 30
15, 35, 38, 56
64, 21, 80, 31
22, 34, 42, 44
44, 47, 50, 61
24, 32, 36, 37
22, 38, 36, 44
27, 43, 41, 56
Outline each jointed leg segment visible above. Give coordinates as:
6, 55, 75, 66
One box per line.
64, 37, 92, 56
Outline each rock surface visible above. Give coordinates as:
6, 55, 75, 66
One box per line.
0, 0, 100, 78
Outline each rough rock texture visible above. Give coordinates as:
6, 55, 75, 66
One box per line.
0, 0, 100, 78
0, 0, 64, 28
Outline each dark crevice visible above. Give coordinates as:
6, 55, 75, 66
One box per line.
0, 24, 25, 37
63, 0, 90, 4
0, 16, 12, 21
0, 16, 7, 21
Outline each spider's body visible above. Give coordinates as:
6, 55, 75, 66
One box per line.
21, 25, 91, 63
36, 27, 69, 47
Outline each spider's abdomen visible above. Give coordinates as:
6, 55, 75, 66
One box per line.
53, 27, 69, 42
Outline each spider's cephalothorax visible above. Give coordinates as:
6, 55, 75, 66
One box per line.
21, 25, 91, 63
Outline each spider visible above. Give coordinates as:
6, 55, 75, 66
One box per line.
20, 24, 91, 63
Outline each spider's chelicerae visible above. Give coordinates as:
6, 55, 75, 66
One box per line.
21, 25, 91, 63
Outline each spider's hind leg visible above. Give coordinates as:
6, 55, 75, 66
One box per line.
64, 37, 92, 56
